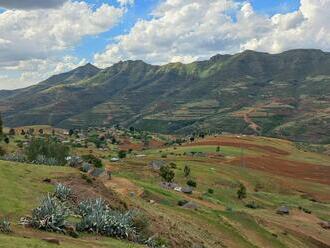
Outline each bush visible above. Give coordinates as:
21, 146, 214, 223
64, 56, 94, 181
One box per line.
245, 201, 260, 209
82, 154, 103, 168
0, 218, 11, 233
159, 165, 175, 183
54, 184, 72, 201
77, 198, 136, 239
169, 162, 177, 169
237, 183, 247, 199
1, 153, 27, 163
25, 138, 69, 165
30, 195, 69, 233
34, 154, 58, 166
187, 179, 197, 188
0, 146, 6, 156
118, 150, 127, 159
207, 188, 214, 194
183, 165, 190, 178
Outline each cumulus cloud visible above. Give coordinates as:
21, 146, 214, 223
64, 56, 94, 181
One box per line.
94, 0, 330, 67
117, 0, 134, 7
0, 1, 124, 89
0, 0, 67, 9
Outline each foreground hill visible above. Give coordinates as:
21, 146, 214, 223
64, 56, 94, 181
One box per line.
1, 49, 330, 142
1, 134, 330, 248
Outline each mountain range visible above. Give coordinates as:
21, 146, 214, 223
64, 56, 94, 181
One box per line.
0, 49, 329, 143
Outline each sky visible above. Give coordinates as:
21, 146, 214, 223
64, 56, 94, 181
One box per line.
0, 0, 329, 89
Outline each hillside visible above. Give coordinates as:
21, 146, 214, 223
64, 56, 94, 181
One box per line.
0, 49, 329, 143
1, 131, 330, 248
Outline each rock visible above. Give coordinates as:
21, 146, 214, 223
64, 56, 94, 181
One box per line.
81, 163, 92, 173
90, 168, 106, 177
177, 200, 189, 206
43, 178, 51, 183
129, 192, 136, 197
160, 182, 179, 189
182, 201, 198, 210
181, 186, 193, 194
42, 238, 60, 245
276, 206, 290, 215
149, 200, 155, 204
319, 221, 330, 229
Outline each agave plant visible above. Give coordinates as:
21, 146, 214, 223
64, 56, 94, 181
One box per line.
30, 194, 69, 233
0, 218, 11, 233
54, 184, 72, 201
34, 154, 58, 166
1, 153, 27, 163
77, 198, 136, 239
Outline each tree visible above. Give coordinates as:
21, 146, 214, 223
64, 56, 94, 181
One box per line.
118, 150, 127, 159
4, 136, 9, 144
216, 146, 220, 152
9, 128, 15, 136
25, 138, 70, 165
38, 129, 44, 135
190, 137, 195, 142
69, 129, 74, 136
187, 179, 197, 188
237, 183, 247, 199
184, 165, 191, 178
159, 165, 175, 182
21, 129, 26, 135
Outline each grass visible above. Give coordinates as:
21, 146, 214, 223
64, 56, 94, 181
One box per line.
0, 161, 75, 218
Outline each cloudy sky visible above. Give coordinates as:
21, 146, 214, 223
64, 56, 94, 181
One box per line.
0, 0, 329, 89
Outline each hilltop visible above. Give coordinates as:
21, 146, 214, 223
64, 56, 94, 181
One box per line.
0, 49, 330, 143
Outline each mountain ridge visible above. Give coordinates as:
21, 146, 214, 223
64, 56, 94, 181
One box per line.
0, 49, 329, 143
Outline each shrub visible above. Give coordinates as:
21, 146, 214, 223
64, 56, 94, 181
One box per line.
0, 218, 11, 233
54, 184, 72, 201
183, 165, 190, 178
25, 138, 69, 165
159, 165, 175, 183
169, 162, 177, 169
237, 183, 247, 199
77, 198, 136, 239
207, 188, 214, 194
34, 154, 58, 166
0, 146, 6, 156
245, 201, 260, 209
118, 150, 127, 159
82, 154, 103, 168
1, 153, 27, 163
187, 179, 197, 188
30, 195, 69, 233
9, 128, 15, 136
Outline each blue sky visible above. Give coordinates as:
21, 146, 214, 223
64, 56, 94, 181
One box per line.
73, 0, 301, 62
1, 0, 329, 89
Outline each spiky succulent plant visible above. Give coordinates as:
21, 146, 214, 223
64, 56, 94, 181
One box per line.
54, 183, 72, 201
30, 194, 69, 233
0, 218, 11, 233
77, 198, 136, 238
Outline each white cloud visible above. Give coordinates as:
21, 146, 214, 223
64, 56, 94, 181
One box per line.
117, 0, 134, 7
0, 1, 124, 89
0, 56, 87, 89
94, 0, 330, 67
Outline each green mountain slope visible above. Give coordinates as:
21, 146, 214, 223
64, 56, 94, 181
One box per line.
0, 49, 329, 142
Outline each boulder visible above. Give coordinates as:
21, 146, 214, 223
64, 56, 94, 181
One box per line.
182, 201, 198, 210
276, 206, 290, 215
181, 186, 193, 194
90, 168, 106, 177
319, 221, 330, 229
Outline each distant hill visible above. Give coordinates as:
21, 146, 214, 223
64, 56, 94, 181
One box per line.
0, 49, 329, 143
